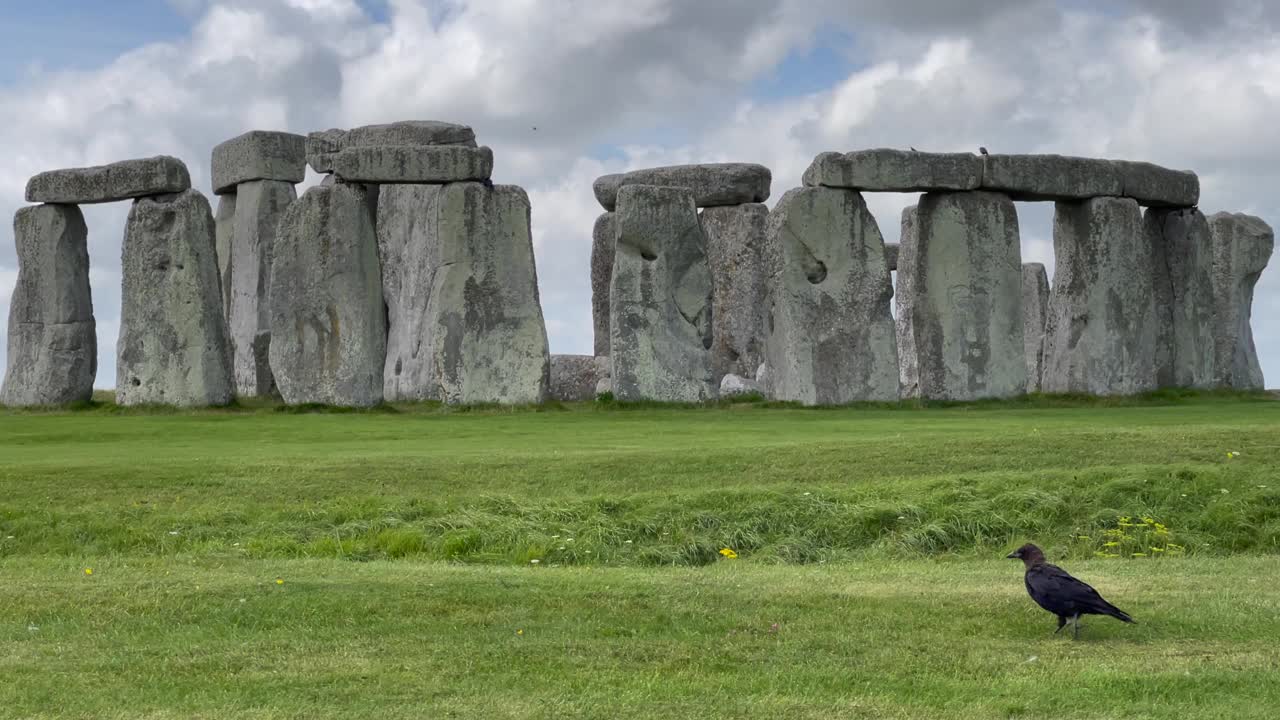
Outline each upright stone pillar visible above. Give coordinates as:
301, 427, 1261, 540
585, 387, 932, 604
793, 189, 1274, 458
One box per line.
610, 185, 715, 402
1209, 212, 1273, 390
117, 190, 234, 406
214, 193, 236, 322
590, 212, 616, 357
894, 206, 919, 398
1041, 197, 1156, 396
269, 184, 385, 407
763, 187, 898, 405
1021, 263, 1049, 393
701, 203, 768, 382
1146, 208, 1216, 389
1, 205, 96, 406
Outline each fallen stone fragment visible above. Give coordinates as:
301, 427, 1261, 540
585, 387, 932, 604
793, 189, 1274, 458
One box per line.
803, 149, 982, 192
1146, 208, 1216, 389
26, 156, 191, 205
227, 180, 296, 398
331, 145, 493, 184
610, 185, 715, 402
270, 184, 385, 407
981, 154, 1122, 202
763, 187, 898, 405
1041, 197, 1157, 395
307, 120, 477, 173
593, 164, 771, 211
910, 191, 1025, 400
1022, 263, 1050, 393
550, 354, 610, 402
591, 212, 616, 356
1, 204, 96, 406
211, 131, 306, 195
1208, 212, 1274, 390
719, 373, 759, 397
1115, 160, 1199, 208
117, 190, 234, 407
700, 203, 768, 381
895, 206, 920, 398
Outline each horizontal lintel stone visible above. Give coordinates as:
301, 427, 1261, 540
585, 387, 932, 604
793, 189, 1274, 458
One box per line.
26, 156, 191, 204
330, 145, 494, 184
592, 163, 771, 211
307, 120, 477, 173
980, 154, 1123, 201
211, 131, 307, 195
802, 149, 982, 192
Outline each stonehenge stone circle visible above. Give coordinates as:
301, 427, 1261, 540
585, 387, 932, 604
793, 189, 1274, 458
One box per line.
590, 212, 616, 357
211, 131, 307, 195
26, 156, 191, 205
700, 203, 769, 381
981, 154, 1123, 202
763, 187, 898, 405
910, 191, 1025, 400
269, 183, 386, 407
895, 206, 920, 398
1, 205, 96, 406
116, 190, 234, 407
1146, 208, 1216, 389
1021, 263, 1050, 393
1041, 197, 1157, 396
307, 121, 477, 173
378, 182, 550, 405
550, 354, 609, 402
214, 193, 237, 320
593, 164, 771, 212
610, 185, 715, 402
331, 145, 494, 184
803, 149, 982, 192
1209, 213, 1274, 390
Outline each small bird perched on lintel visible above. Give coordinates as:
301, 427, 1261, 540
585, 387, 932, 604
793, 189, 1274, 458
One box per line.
1007, 543, 1135, 639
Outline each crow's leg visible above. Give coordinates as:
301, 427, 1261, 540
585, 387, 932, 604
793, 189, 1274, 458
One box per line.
1055, 616, 1067, 635
1072, 614, 1082, 640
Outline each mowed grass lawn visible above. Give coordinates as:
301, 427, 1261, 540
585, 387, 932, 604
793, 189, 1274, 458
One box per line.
1, 394, 1279, 718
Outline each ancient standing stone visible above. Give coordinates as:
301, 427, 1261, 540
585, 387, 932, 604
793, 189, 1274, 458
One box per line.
593, 164, 771, 211
910, 191, 1025, 400
211, 131, 306, 195
895, 206, 920, 398
1022, 263, 1050, 393
1041, 197, 1156, 396
884, 242, 899, 271
1209, 212, 1274, 390
214, 193, 236, 322
269, 184, 385, 407
26, 156, 191, 204
610, 185, 715, 402
117, 190, 234, 406
549, 354, 609, 402
227, 180, 296, 397
700, 203, 768, 381
763, 187, 898, 405
590, 212, 616, 357
1, 205, 96, 406
1146, 208, 1216, 389
377, 183, 550, 405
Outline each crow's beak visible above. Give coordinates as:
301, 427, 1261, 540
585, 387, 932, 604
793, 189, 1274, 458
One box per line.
1005, 551, 1019, 559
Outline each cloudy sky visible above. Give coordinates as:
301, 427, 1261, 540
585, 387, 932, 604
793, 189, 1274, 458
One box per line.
2, 0, 1278, 389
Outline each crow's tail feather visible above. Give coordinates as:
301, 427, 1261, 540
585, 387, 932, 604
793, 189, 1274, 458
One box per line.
1101, 603, 1135, 624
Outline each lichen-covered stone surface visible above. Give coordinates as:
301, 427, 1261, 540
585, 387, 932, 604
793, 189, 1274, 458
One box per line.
269, 184, 385, 407
894, 206, 919, 398
981, 154, 1122, 202
549, 354, 609, 402
763, 186, 898, 405
1146, 208, 1216, 389
116, 190, 234, 407
1021, 263, 1049, 393
590, 212, 616, 357
803, 150, 982, 192
211, 131, 306, 195
1208, 212, 1274, 390
331, 145, 493, 184
593, 164, 771, 211
1, 204, 96, 406
377, 183, 549, 405
700, 203, 768, 382
1041, 197, 1157, 396
610, 185, 715, 402
307, 121, 477, 173
910, 191, 1025, 400
26, 156, 191, 205
227, 180, 296, 397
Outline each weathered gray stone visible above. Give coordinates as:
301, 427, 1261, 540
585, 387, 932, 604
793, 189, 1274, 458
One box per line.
610, 185, 715, 402
26, 156, 191, 205
307, 121, 477, 173
377, 183, 549, 405
1, 205, 96, 406
591, 212, 616, 356
981, 154, 1122, 202
803, 150, 982, 192
214, 193, 236, 322
593, 164, 771, 211
884, 242, 899, 272
226, 180, 296, 397
1022, 263, 1050, 393
331, 145, 493, 184
1041, 197, 1157, 396
211, 131, 306, 195
719, 373, 759, 398
700, 203, 768, 382
895, 206, 920, 398
550, 354, 609, 402
910, 191, 1025, 400
1116, 161, 1199, 207
116, 190, 234, 407
269, 184, 385, 407
1146, 208, 1216, 389
764, 187, 898, 405
1209, 212, 1274, 390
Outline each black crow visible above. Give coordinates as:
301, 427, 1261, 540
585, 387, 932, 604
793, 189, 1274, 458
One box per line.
1007, 543, 1135, 639
979, 146, 989, 155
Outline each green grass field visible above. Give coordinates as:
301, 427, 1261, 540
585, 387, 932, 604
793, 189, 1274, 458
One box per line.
2, 393, 1278, 718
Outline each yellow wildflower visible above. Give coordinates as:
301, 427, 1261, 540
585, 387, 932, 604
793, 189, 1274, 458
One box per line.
275, 578, 284, 585
719, 548, 739, 559
84, 568, 93, 576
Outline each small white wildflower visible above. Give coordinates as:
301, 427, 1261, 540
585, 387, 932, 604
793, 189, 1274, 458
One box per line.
558, 546, 566, 550
898, 516, 907, 520
625, 540, 633, 544
1220, 488, 1230, 494
239, 598, 246, 603
530, 559, 541, 565
27, 624, 38, 632
1181, 494, 1188, 497
566, 538, 574, 542
4, 536, 13, 540
168, 531, 179, 536
551, 535, 560, 539
803, 492, 812, 496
